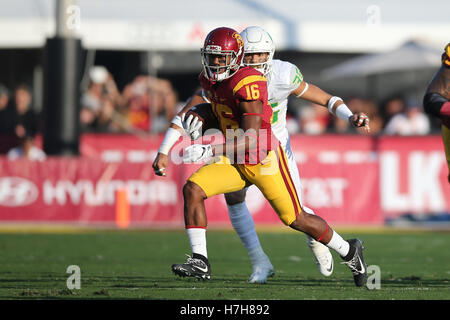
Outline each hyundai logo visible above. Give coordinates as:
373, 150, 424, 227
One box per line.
0, 177, 39, 207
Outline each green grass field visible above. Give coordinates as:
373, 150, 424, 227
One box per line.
0, 228, 449, 300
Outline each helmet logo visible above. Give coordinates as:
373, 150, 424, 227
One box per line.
232, 32, 244, 48
206, 45, 221, 51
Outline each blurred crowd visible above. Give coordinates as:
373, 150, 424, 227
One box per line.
79, 66, 181, 134
76, 66, 438, 137
286, 94, 433, 136
0, 65, 441, 160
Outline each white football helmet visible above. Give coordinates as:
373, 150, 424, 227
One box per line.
240, 26, 275, 75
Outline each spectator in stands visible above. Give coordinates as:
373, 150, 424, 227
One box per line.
11, 84, 39, 138
297, 103, 331, 135
0, 84, 14, 135
123, 75, 179, 134
7, 134, 46, 161
383, 98, 430, 135
80, 66, 128, 133
122, 75, 152, 132
381, 96, 405, 127
150, 79, 178, 133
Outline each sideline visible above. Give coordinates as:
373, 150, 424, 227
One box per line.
0, 223, 448, 234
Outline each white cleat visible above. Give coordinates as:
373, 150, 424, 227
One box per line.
306, 235, 334, 277
248, 260, 274, 284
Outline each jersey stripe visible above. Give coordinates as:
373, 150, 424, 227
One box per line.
232, 75, 267, 95
279, 146, 301, 208
278, 154, 300, 219
278, 146, 302, 217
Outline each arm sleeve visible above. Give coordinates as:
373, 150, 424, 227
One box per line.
423, 92, 450, 118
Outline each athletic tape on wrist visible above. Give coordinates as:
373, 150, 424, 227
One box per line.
327, 96, 343, 114
171, 115, 183, 128
158, 127, 181, 155
335, 104, 354, 122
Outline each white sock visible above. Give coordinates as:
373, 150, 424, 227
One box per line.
303, 205, 315, 215
326, 230, 350, 257
186, 227, 207, 258
227, 202, 266, 264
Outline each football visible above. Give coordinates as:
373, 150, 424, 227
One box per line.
185, 103, 220, 134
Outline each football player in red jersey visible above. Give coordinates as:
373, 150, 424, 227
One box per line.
170, 27, 368, 287
423, 43, 450, 183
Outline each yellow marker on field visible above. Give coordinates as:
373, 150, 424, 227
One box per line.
115, 188, 130, 229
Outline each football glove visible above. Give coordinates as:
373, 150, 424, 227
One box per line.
442, 43, 450, 68
183, 144, 213, 163
181, 113, 203, 140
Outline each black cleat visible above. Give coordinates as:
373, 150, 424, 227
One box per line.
341, 239, 368, 287
172, 254, 211, 280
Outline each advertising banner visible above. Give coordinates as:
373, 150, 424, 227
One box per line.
0, 134, 448, 227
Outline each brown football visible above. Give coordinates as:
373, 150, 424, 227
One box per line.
185, 103, 220, 134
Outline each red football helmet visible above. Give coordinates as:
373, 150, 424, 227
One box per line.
201, 27, 244, 82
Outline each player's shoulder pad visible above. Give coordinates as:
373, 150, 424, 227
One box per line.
231, 66, 267, 95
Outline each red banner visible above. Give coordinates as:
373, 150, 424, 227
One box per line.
0, 158, 184, 227
378, 136, 450, 219
0, 134, 449, 227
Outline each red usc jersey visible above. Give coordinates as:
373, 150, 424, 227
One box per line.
199, 66, 278, 164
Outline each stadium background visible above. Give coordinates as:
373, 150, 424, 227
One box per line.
0, 0, 449, 229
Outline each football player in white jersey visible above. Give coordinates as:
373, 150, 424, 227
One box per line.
152, 26, 370, 285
